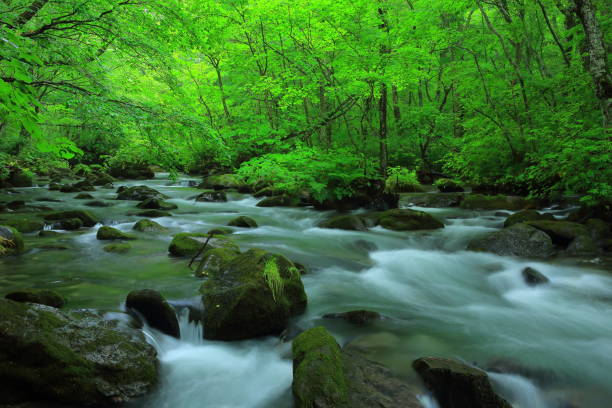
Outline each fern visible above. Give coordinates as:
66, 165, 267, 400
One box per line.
262, 258, 284, 302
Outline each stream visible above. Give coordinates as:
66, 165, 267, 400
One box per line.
1, 173, 611, 408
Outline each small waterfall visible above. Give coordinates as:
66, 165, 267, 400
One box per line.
489, 372, 550, 408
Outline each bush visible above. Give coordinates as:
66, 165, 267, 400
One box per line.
385, 167, 423, 193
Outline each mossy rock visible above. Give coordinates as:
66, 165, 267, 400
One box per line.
5, 289, 66, 308
565, 235, 600, 256
116, 185, 167, 201
0, 299, 158, 406
44, 210, 99, 227
525, 220, 589, 245
194, 189, 227, 202
48, 182, 61, 191
85, 200, 112, 208
435, 178, 464, 193
87, 171, 115, 186
199, 248, 307, 340
168, 232, 238, 257
376, 209, 444, 231
108, 163, 155, 180
132, 219, 167, 233
103, 243, 132, 253
96, 226, 136, 240
292, 327, 349, 408
194, 247, 240, 278
412, 357, 512, 408
460, 194, 535, 211
522, 267, 549, 286
504, 210, 555, 227
207, 227, 234, 235
74, 193, 94, 200
0, 225, 25, 255
254, 186, 283, 198
199, 174, 245, 190
323, 310, 382, 325
72, 180, 96, 191
1, 217, 44, 233
227, 216, 258, 228
468, 223, 555, 258
55, 217, 83, 231
136, 197, 178, 211
126, 289, 179, 338
8, 169, 33, 187
319, 215, 367, 231
256, 195, 300, 207
39, 230, 61, 237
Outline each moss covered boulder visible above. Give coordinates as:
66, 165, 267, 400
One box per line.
319, 215, 367, 231
126, 289, 180, 338
504, 210, 555, 227
168, 232, 238, 257
194, 247, 240, 278
460, 194, 534, 211
376, 209, 444, 231
412, 357, 512, 408
256, 195, 300, 207
227, 215, 258, 228
199, 248, 307, 340
7, 169, 33, 187
525, 220, 589, 245
565, 235, 600, 256
133, 209, 173, 218
74, 192, 94, 200
44, 210, 99, 227
96, 226, 136, 240
467, 223, 554, 258
116, 185, 167, 201
55, 217, 83, 231
522, 267, 549, 286
435, 178, 464, 193
194, 190, 227, 202
133, 219, 167, 233
0, 226, 25, 255
5, 289, 66, 308
103, 242, 132, 253
108, 163, 155, 180
1, 217, 44, 233
136, 197, 178, 211
323, 310, 381, 326
0, 299, 158, 406
199, 174, 245, 190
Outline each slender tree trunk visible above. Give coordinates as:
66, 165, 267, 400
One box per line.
379, 83, 388, 177
391, 84, 401, 127
15, 0, 49, 27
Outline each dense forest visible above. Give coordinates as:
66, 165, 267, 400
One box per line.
1, 0, 610, 203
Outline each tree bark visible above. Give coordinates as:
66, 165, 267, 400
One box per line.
15, 0, 49, 27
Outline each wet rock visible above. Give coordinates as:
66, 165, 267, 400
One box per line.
193, 189, 227, 202
253, 186, 282, 198
125, 289, 180, 338
5, 289, 66, 308
460, 194, 534, 211
132, 219, 167, 233
567, 203, 612, 223
72, 180, 95, 191
44, 210, 99, 227
7, 169, 33, 187
168, 232, 238, 257
54, 218, 83, 231
103, 243, 132, 254
131, 209, 171, 218
59, 184, 80, 193
400, 193, 464, 208
0, 299, 158, 406
585, 218, 610, 240
96, 226, 136, 240
376, 209, 444, 231
227, 216, 258, 228
200, 248, 307, 340
48, 182, 61, 191
468, 224, 555, 258
522, 267, 549, 286
319, 215, 367, 231
198, 174, 245, 190
314, 178, 399, 211
108, 163, 155, 180
565, 235, 600, 256
74, 193, 94, 200
354, 239, 378, 252
7, 200, 26, 210
38, 230, 61, 237
86, 170, 115, 186
207, 227, 234, 235
412, 357, 512, 408
0, 226, 25, 255
1, 218, 44, 233
37, 244, 71, 251
102, 183, 114, 189
525, 220, 589, 246
136, 197, 177, 211
85, 200, 111, 207
323, 310, 382, 325
435, 179, 464, 193
256, 195, 300, 207
193, 247, 240, 278
504, 210, 555, 228
116, 185, 167, 201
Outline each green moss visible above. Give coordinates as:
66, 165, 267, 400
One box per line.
44, 210, 99, 227
460, 194, 534, 211
169, 232, 237, 257
132, 219, 168, 233
96, 226, 136, 240
5, 289, 66, 308
103, 243, 132, 253
0, 225, 25, 255
377, 209, 444, 231
227, 216, 258, 228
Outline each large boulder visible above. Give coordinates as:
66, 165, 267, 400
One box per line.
125, 289, 180, 338
0, 226, 25, 255
132, 219, 167, 233
194, 189, 227, 202
412, 357, 512, 408
319, 215, 367, 231
168, 232, 238, 257
7, 169, 33, 187
0, 299, 158, 406
435, 179, 464, 193
199, 174, 245, 190
0, 217, 44, 233
55, 217, 83, 231
87, 170, 115, 186
116, 185, 167, 201
521, 267, 549, 286
256, 195, 300, 207
504, 210, 555, 228
227, 216, 258, 228
460, 194, 534, 211
136, 197, 177, 211
400, 192, 464, 208
193, 247, 240, 278
108, 163, 155, 180
525, 220, 589, 245
5, 289, 66, 308
292, 327, 421, 408
199, 248, 307, 340
376, 209, 444, 231
565, 235, 600, 256
44, 210, 99, 227
468, 223, 555, 258
96, 226, 136, 240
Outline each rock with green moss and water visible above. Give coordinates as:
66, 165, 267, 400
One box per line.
168, 232, 238, 257
133, 218, 168, 233
227, 215, 258, 228
5, 289, 66, 308
0, 217, 44, 233
460, 194, 535, 211
194, 189, 227, 202
200, 248, 307, 340
207, 227, 234, 235
7, 168, 33, 187
137, 197, 178, 211
74, 192, 94, 200
256, 195, 300, 207
96, 225, 136, 240
44, 210, 99, 227
54, 217, 83, 231
435, 178, 464, 193
525, 220, 589, 245
126, 289, 180, 338
375, 209, 444, 231
103, 242, 132, 253
194, 247, 241, 277
0, 298, 158, 406
504, 210, 555, 227
412, 357, 512, 408
133, 209, 173, 218
116, 185, 167, 201
468, 223, 554, 258
319, 214, 367, 231
0, 225, 25, 255
198, 174, 245, 190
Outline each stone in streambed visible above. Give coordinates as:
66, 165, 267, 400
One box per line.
5, 289, 66, 308
0, 225, 25, 255
116, 185, 167, 201
133, 209, 173, 218
125, 289, 180, 338
565, 235, 600, 256
504, 210, 555, 227
136, 197, 177, 211
38, 230, 61, 237
525, 220, 589, 246
85, 200, 112, 207
44, 210, 99, 227
207, 227, 234, 235
193, 247, 240, 277
198, 174, 245, 190
435, 178, 464, 193
132, 219, 167, 233
96, 226, 136, 240
460, 194, 534, 211
256, 195, 300, 207
7, 200, 26, 210
227, 215, 258, 228
376, 209, 444, 231
412, 357, 512, 408
1, 217, 44, 233
193, 189, 227, 202
0, 299, 158, 406
319, 215, 367, 231
467, 223, 555, 258
522, 267, 549, 286
323, 310, 382, 325
54, 217, 83, 231
74, 193, 94, 200
168, 232, 238, 257
103, 243, 132, 253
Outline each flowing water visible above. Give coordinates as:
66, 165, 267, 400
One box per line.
1, 173, 611, 408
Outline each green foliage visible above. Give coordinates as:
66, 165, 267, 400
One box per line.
262, 258, 283, 303
385, 167, 423, 192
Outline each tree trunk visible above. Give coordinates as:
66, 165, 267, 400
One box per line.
15, 0, 49, 27
379, 83, 388, 177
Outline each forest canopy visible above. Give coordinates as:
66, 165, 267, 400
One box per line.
1, 0, 610, 203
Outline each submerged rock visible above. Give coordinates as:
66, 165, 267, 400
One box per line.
125, 289, 180, 338
116, 185, 167, 201
200, 248, 307, 340
85, 200, 112, 207
44, 210, 99, 227
0, 217, 44, 233
5, 289, 66, 308
103, 243, 132, 253
194, 189, 227, 202
0, 299, 158, 406
227, 215, 258, 228
522, 267, 549, 286
168, 232, 238, 257
136, 197, 177, 211
0, 226, 25, 255
319, 215, 367, 231
256, 195, 300, 207
74, 193, 94, 200
460, 194, 534, 211
504, 210, 555, 228
376, 209, 444, 231
467, 224, 554, 258
132, 219, 167, 233
96, 226, 136, 241
108, 163, 155, 180
412, 357, 512, 408
323, 310, 382, 325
